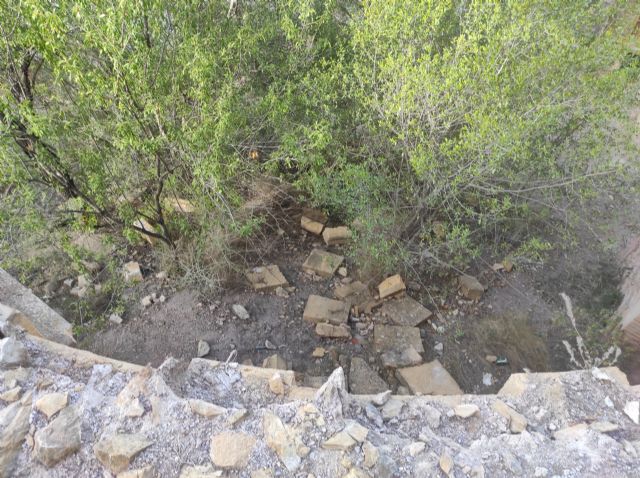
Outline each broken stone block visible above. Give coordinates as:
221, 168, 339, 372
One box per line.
312, 347, 326, 358
322, 226, 352, 246
380, 346, 423, 369
349, 357, 388, 395
302, 207, 328, 224
35, 392, 68, 419
379, 296, 432, 327
167, 197, 196, 213
94, 433, 153, 474
209, 432, 256, 469
246, 265, 289, 292
0, 386, 21, 402
0, 337, 29, 369
378, 274, 406, 300
303, 295, 349, 325
373, 325, 424, 354
396, 360, 462, 395
493, 400, 528, 433
263, 354, 288, 370
34, 406, 82, 467
302, 249, 344, 278
334, 281, 372, 311
123, 261, 143, 283
301, 216, 325, 235
133, 218, 157, 246
458, 274, 485, 300
316, 322, 351, 339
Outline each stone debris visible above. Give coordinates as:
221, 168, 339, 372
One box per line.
322, 226, 352, 246
300, 209, 328, 235
34, 406, 82, 467
232, 304, 250, 320
334, 281, 372, 312
168, 197, 196, 213
303, 295, 349, 325
338, 267, 348, 277
0, 337, 29, 368
373, 325, 424, 354
94, 433, 153, 474
263, 354, 288, 370
362, 441, 379, 468
0, 386, 21, 402
458, 274, 485, 300
405, 441, 426, 457
315, 322, 351, 339
197, 340, 210, 357
35, 392, 68, 419
209, 431, 256, 469
349, 357, 388, 394
269, 372, 286, 395
227, 408, 249, 426
381, 398, 404, 420
312, 347, 326, 358
493, 400, 528, 433
109, 313, 123, 325
188, 399, 226, 418
378, 274, 406, 300
624, 401, 639, 424
590, 421, 619, 433
322, 431, 357, 451
246, 265, 289, 292
380, 346, 423, 369
396, 360, 462, 395
0, 392, 32, 476
263, 412, 302, 472
179, 465, 222, 477
380, 296, 433, 327
454, 404, 480, 418
344, 420, 369, 443
439, 453, 454, 476
123, 261, 143, 283
302, 249, 344, 277
133, 218, 157, 245
485, 354, 498, 363
141, 292, 164, 308
117, 465, 155, 478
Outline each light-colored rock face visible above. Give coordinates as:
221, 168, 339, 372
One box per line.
262, 354, 288, 370
34, 406, 82, 467
301, 215, 325, 235
93, 433, 153, 474
263, 412, 302, 471
123, 261, 143, 283
209, 431, 256, 469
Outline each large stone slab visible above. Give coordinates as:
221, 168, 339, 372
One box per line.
349, 357, 388, 395
302, 249, 344, 278
334, 281, 373, 311
396, 360, 462, 395
246, 265, 289, 291
0, 269, 75, 345
303, 295, 349, 325
379, 296, 432, 327
373, 325, 424, 354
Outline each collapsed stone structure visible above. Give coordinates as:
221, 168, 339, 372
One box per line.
1, 268, 640, 477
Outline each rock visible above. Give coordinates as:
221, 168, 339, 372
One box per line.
141, 295, 154, 307
123, 261, 143, 282
405, 441, 425, 457
188, 398, 226, 418
302, 249, 344, 277
232, 304, 250, 320
370, 390, 392, 406
35, 392, 68, 419
197, 340, 210, 357
322, 226, 352, 245
378, 274, 406, 299
396, 360, 462, 395
316, 322, 351, 339
275, 286, 289, 298
179, 465, 223, 477
0, 337, 29, 369
338, 267, 348, 277
117, 465, 155, 478
334, 281, 373, 312
349, 357, 388, 394
344, 420, 369, 443
251, 469, 274, 478
434, 343, 443, 354
263, 354, 288, 370
245, 265, 289, 291
301, 213, 326, 235
312, 347, 326, 358
381, 398, 404, 420
265, 339, 277, 350
133, 218, 157, 245
458, 274, 484, 300
322, 431, 357, 451
362, 441, 379, 468
34, 406, 82, 467
439, 453, 454, 476
624, 401, 639, 424
0, 386, 21, 402
0, 392, 32, 477
168, 197, 196, 213
373, 325, 424, 354
269, 372, 286, 395
304, 295, 349, 325
109, 313, 123, 324
379, 297, 432, 327
534, 467, 548, 477
502, 259, 514, 272
94, 433, 153, 474
493, 400, 527, 433
263, 412, 301, 472
122, 397, 144, 417
380, 346, 423, 369
590, 421, 619, 433
209, 431, 256, 469
482, 373, 493, 386
315, 368, 347, 420
485, 354, 497, 363
454, 404, 479, 418
553, 423, 589, 441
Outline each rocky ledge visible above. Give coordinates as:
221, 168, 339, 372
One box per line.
1, 332, 639, 478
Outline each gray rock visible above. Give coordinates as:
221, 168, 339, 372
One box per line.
349, 357, 388, 395
197, 340, 210, 357
232, 304, 250, 320
315, 367, 347, 420
34, 406, 82, 467
0, 337, 29, 369
0, 391, 32, 476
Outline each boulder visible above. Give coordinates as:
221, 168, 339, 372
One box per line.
302, 249, 344, 277
458, 274, 485, 300
379, 296, 432, 327
322, 226, 352, 246
315, 322, 351, 339
373, 325, 424, 354
35, 392, 68, 419
34, 406, 82, 467
396, 360, 462, 395
349, 357, 388, 395
0, 337, 29, 369
209, 432, 256, 469
378, 274, 406, 299
245, 265, 289, 291
94, 433, 153, 474
362, 441, 379, 468
303, 295, 349, 325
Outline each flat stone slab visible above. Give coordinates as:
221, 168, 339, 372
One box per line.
246, 265, 289, 291
323, 226, 351, 246
379, 296, 432, 327
349, 357, 388, 395
302, 249, 344, 278
396, 360, 462, 395
373, 325, 424, 354
334, 281, 372, 310
303, 295, 349, 325
301, 216, 325, 235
